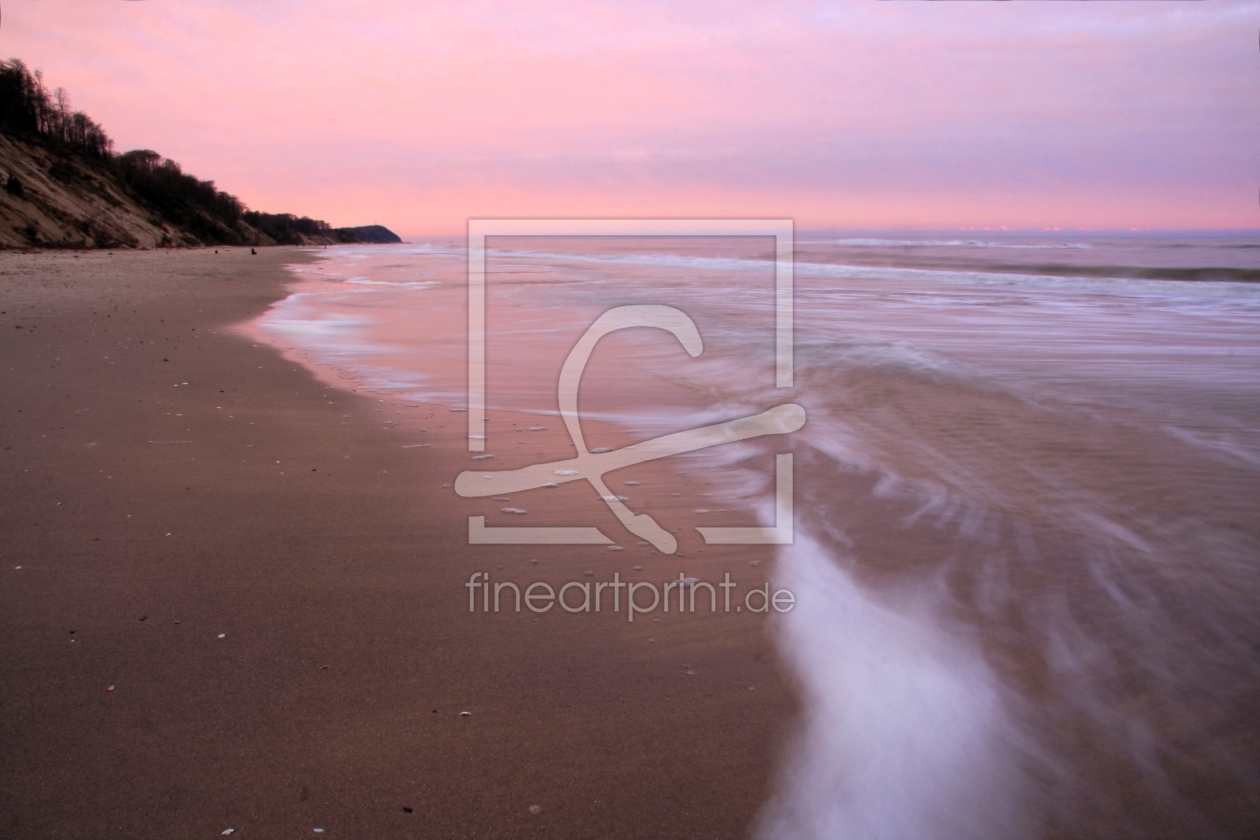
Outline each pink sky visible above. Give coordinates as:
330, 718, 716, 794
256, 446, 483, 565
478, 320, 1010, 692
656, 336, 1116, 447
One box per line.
5, 0, 1258, 234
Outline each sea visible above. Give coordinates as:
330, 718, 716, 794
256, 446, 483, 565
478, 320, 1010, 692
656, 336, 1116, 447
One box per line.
253, 232, 1260, 839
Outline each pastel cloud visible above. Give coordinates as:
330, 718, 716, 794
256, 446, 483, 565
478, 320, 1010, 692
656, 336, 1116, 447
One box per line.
7, 0, 1257, 233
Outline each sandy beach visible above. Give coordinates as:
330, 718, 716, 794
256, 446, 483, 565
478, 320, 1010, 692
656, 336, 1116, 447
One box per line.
0, 247, 793, 839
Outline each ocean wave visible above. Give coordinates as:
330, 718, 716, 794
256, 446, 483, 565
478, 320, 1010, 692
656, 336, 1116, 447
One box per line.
483, 245, 1260, 288
346, 279, 440, 289
798, 237, 1093, 249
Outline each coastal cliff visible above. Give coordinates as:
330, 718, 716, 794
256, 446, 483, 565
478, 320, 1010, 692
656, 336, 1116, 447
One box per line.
0, 59, 399, 249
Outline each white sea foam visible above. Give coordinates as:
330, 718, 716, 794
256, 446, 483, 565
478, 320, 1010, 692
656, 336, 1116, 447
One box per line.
757, 533, 1031, 840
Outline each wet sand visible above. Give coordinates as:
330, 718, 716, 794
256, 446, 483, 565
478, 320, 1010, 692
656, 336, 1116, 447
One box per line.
0, 248, 793, 839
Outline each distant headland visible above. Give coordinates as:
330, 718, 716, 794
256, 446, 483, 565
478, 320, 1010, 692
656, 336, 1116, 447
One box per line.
0, 59, 400, 249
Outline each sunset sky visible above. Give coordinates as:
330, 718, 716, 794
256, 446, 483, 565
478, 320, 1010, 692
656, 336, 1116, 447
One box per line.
5, 0, 1257, 234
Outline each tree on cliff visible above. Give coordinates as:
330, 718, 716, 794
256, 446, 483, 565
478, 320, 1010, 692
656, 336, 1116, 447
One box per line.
0, 59, 113, 157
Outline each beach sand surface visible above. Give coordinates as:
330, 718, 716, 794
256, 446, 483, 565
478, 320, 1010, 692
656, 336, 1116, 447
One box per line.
0, 248, 791, 839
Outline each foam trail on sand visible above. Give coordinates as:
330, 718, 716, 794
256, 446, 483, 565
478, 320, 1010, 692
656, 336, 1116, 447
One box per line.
757, 532, 1031, 840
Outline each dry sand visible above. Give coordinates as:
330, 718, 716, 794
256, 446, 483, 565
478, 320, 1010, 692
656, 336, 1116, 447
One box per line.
0, 247, 794, 839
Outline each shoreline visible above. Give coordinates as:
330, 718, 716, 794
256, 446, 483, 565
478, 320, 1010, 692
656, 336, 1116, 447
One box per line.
0, 247, 795, 838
